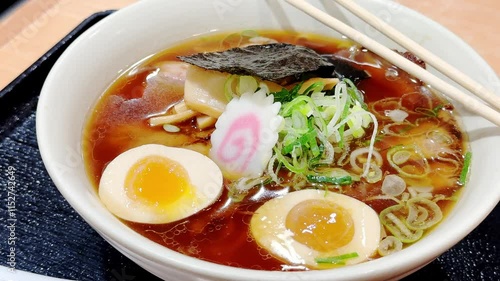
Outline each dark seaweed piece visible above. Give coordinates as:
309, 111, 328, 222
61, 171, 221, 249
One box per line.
320, 55, 371, 83
179, 43, 334, 85
179, 43, 371, 85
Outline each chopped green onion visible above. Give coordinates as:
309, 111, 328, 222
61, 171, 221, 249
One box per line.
459, 151, 472, 185
302, 81, 325, 96
237, 75, 259, 94
387, 145, 430, 178
345, 78, 366, 109
432, 104, 445, 115
306, 174, 352, 185
273, 147, 307, 174
415, 104, 446, 117
380, 204, 423, 243
315, 252, 359, 264
280, 95, 316, 117
270, 78, 377, 185
378, 236, 403, 256
224, 75, 238, 101
224, 75, 260, 101
272, 82, 303, 103
406, 197, 442, 230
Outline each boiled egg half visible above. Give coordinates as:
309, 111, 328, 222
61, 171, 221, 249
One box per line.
99, 144, 223, 224
250, 189, 380, 269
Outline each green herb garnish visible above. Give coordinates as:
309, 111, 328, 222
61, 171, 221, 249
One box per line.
315, 252, 359, 264
306, 175, 353, 185
272, 82, 302, 103
459, 151, 472, 185
268, 79, 378, 184
432, 104, 445, 115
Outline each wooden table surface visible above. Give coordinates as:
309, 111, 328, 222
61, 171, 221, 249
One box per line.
0, 0, 499, 89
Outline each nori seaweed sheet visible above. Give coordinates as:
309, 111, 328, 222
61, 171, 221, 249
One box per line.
324, 55, 371, 83
179, 43, 368, 85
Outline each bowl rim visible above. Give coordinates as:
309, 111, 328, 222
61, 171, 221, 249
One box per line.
36, 0, 500, 280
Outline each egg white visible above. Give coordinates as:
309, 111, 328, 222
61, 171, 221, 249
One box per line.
250, 189, 380, 268
99, 144, 223, 224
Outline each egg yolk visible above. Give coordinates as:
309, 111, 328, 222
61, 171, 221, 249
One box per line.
125, 155, 192, 208
285, 199, 354, 252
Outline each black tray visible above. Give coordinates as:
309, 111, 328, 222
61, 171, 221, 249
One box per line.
0, 11, 498, 281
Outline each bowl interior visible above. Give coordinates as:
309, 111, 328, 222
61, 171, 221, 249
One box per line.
36, 0, 500, 280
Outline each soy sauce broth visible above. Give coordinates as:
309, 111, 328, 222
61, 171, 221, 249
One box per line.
83, 30, 467, 270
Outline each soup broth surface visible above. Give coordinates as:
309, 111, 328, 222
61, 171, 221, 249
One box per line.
84, 30, 467, 270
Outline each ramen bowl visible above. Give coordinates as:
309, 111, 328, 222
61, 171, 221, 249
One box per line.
36, 0, 500, 280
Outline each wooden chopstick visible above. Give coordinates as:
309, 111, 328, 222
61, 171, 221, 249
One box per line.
333, 0, 500, 112
284, 0, 500, 127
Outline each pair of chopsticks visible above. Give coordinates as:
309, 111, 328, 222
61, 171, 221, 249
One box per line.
285, 0, 500, 127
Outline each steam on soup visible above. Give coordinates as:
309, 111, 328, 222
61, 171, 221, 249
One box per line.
83, 30, 469, 271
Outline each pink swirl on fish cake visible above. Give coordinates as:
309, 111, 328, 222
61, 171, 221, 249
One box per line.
216, 113, 260, 173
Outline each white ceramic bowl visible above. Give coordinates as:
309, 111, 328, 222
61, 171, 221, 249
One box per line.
36, 0, 500, 280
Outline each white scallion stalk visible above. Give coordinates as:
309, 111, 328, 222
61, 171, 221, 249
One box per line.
327, 81, 348, 135
315, 127, 335, 165
378, 236, 403, 256
362, 112, 378, 177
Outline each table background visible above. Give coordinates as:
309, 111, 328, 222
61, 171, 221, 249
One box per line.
0, 1, 498, 281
